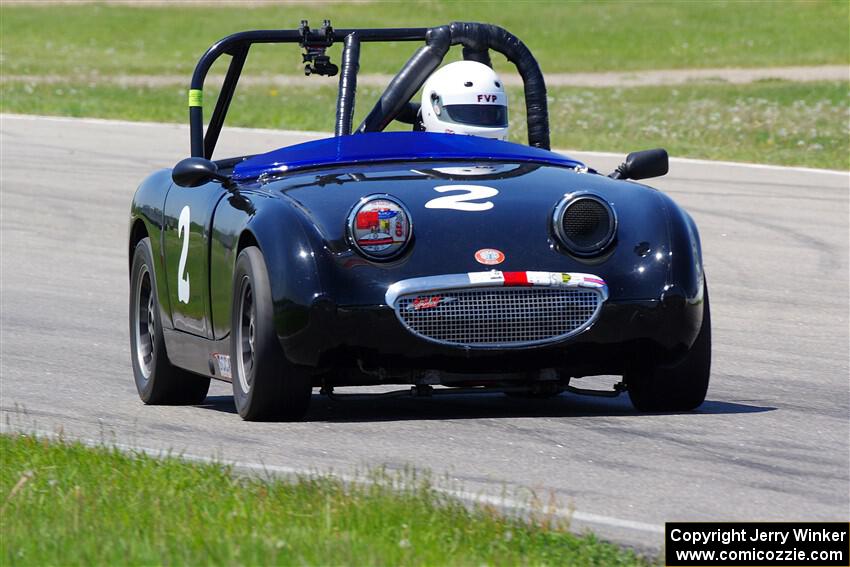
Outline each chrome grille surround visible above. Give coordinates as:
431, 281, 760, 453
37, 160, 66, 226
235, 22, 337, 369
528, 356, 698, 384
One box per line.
386, 272, 607, 348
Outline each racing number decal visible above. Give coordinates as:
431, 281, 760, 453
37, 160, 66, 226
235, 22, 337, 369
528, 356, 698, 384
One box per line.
177, 205, 191, 304
424, 185, 499, 212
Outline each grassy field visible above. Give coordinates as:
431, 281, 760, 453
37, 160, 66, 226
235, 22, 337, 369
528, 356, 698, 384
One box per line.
0, 434, 648, 566
1, 2, 848, 170
1, 2, 848, 77
2, 80, 847, 170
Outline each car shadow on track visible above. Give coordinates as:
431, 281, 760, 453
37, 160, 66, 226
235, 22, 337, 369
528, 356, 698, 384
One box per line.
196, 393, 775, 422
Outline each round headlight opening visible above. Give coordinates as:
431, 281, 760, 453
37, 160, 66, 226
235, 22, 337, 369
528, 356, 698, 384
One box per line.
347, 195, 412, 260
554, 193, 616, 256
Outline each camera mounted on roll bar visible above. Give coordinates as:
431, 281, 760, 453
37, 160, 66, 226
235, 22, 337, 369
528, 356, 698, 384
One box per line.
299, 19, 338, 77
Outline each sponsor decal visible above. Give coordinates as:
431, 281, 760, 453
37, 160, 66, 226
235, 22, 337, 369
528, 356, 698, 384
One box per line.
525, 271, 551, 285
212, 353, 231, 379
465, 271, 603, 289
525, 272, 572, 286
357, 234, 394, 247
351, 198, 410, 255
410, 295, 450, 310
477, 94, 499, 103
188, 89, 203, 108
356, 211, 379, 229
503, 271, 532, 286
474, 248, 505, 265
468, 271, 506, 285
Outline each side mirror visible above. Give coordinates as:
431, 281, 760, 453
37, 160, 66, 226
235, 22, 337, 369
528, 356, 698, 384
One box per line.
172, 157, 231, 188
608, 148, 668, 181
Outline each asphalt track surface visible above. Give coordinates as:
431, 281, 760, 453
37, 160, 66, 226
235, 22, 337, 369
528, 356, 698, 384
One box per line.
1, 114, 848, 551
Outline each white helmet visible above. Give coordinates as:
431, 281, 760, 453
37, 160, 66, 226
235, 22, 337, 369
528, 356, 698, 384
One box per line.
421, 61, 509, 140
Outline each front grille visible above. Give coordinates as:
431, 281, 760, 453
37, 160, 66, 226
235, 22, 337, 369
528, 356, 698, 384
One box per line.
394, 287, 602, 347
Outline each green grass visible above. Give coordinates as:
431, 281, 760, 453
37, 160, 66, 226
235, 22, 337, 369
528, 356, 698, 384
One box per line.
1, 2, 847, 170
0, 434, 647, 566
2, 80, 847, 170
1, 1, 847, 78
540, 80, 850, 170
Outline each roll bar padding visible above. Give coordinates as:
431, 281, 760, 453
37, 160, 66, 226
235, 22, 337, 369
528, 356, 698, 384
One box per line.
335, 33, 361, 136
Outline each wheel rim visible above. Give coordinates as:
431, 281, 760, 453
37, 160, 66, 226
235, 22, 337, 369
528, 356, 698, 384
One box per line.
134, 265, 155, 379
236, 276, 255, 394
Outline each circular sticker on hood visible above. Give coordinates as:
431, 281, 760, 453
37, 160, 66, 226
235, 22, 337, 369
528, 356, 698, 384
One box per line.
474, 248, 505, 265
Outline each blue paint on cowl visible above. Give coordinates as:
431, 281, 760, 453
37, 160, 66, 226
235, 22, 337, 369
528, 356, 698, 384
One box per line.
232, 131, 584, 179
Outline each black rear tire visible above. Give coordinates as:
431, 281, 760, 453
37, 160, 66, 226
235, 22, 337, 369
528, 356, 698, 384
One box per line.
231, 246, 312, 421
626, 282, 711, 412
130, 238, 210, 405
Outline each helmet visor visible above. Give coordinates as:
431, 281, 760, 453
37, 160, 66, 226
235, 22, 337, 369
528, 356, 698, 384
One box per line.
443, 104, 508, 127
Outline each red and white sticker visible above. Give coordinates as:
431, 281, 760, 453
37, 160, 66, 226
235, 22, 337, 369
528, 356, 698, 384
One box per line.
474, 248, 505, 265
466, 271, 606, 289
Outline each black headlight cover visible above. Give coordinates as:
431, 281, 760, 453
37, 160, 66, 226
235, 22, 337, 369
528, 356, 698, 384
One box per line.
553, 193, 617, 256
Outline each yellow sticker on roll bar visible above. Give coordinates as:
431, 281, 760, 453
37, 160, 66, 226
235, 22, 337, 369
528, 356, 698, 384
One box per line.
188, 89, 203, 108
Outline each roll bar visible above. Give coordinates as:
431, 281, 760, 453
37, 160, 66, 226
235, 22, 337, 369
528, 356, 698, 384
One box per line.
188, 21, 549, 159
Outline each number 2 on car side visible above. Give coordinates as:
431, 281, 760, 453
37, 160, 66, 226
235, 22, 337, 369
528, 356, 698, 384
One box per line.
177, 205, 191, 304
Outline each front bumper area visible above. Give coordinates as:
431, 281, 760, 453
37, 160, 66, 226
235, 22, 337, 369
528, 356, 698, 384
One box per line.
278, 271, 703, 379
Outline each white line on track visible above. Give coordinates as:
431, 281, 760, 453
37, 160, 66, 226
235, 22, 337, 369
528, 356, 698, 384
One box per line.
1, 425, 665, 536
3, 113, 848, 177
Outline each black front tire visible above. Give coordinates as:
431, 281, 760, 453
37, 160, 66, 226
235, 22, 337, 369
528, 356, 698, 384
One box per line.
230, 246, 312, 421
626, 283, 712, 412
129, 238, 210, 405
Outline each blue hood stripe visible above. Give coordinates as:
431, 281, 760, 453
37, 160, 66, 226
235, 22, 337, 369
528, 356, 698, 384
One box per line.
231, 132, 584, 180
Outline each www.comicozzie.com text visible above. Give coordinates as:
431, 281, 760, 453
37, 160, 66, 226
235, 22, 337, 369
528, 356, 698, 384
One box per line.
669, 526, 848, 546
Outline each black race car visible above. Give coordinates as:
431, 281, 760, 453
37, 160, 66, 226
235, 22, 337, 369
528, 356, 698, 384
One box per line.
128, 21, 710, 420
